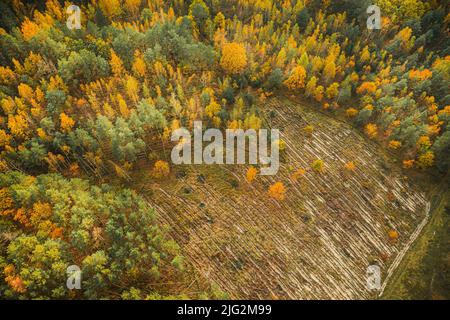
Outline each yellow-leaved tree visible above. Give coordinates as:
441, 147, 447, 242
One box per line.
246, 166, 257, 183
110, 49, 125, 77
21, 18, 39, 41
99, 0, 122, 20
132, 50, 146, 78
152, 160, 170, 178
365, 123, 378, 139
124, 0, 142, 17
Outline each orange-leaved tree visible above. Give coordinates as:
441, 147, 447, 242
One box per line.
246, 166, 257, 183
220, 42, 247, 75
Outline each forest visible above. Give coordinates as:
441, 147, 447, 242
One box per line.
0, 0, 449, 300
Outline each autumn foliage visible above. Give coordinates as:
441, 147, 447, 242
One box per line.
152, 160, 170, 178
0, 0, 448, 300
284, 66, 306, 90
268, 182, 285, 201
220, 42, 247, 75
246, 166, 257, 183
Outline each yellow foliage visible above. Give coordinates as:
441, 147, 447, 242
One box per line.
438, 105, 450, 116
0, 160, 8, 172
132, 51, 146, 77
356, 81, 377, 95
291, 168, 306, 181
205, 100, 221, 118
152, 160, 170, 178
346, 108, 358, 117
275, 48, 286, 67
403, 159, 415, 169
377, 0, 426, 24
30, 202, 52, 226
8, 112, 28, 138
244, 114, 261, 130
21, 18, 39, 41
360, 46, 370, 63
36, 128, 47, 140
365, 123, 378, 139
416, 135, 431, 149
0, 66, 16, 85
34, 11, 54, 29
397, 27, 412, 43
18, 83, 34, 101
388, 230, 399, 241
118, 96, 130, 118
311, 56, 323, 73
416, 151, 434, 169
125, 76, 140, 103
110, 49, 125, 76
323, 60, 336, 80
344, 161, 356, 171
48, 75, 67, 92
325, 82, 339, 99
427, 123, 442, 136
0, 188, 14, 215
220, 42, 247, 74
124, 0, 141, 16
313, 85, 324, 102
303, 125, 314, 135
21, 52, 43, 75
99, 0, 122, 19
60, 112, 75, 132
45, 0, 64, 20
284, 66, 306, 90
227, 119, 241, 130
214, 12, 226, 30
409, 69, 432, 81
311, 159, 324, 173
268, 182, 285, 201
103, 102, 116, 119
388, 140, 402, 149
246, 166, 257, 183
305, 76, 317, 97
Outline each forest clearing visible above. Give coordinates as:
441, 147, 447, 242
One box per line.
130, 97, 430, 299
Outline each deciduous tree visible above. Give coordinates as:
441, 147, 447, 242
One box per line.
220, 42, 247, 75
268, 182, 285, 200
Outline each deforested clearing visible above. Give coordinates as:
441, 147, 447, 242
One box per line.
134, 97, 429, 299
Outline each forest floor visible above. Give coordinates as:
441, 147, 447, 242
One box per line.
127, 97, 431, 299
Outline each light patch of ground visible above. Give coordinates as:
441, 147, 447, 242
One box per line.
134, 97, 428, 299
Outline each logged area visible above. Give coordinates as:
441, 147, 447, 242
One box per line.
0, 0, 448, 300
133, 98, 429, 299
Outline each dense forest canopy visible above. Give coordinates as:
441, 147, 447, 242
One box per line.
0, 0, 448, 299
